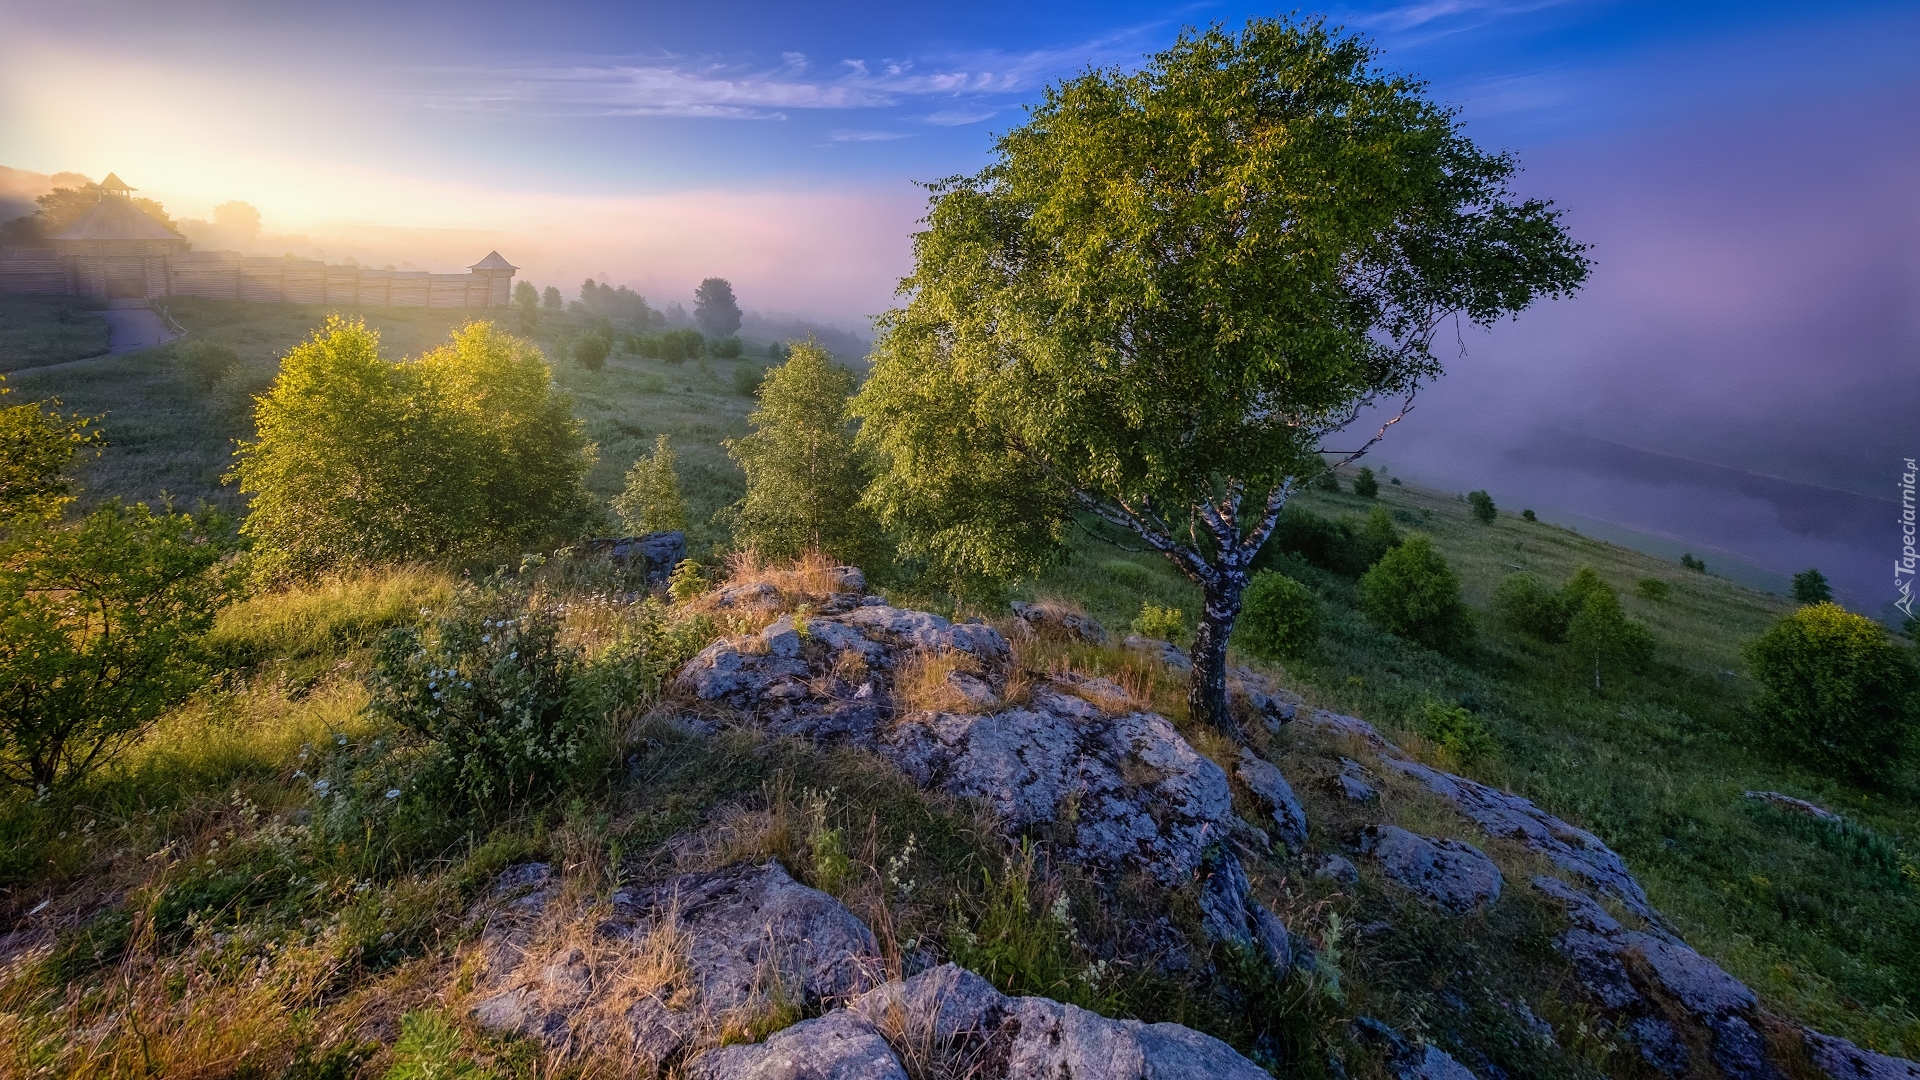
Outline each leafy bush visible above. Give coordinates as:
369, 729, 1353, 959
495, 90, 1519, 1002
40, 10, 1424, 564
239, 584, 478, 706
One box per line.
1681, 553, 1706, 572
1257, 504, 1398, 577
572, 331, 610, 371
727, 341, 877, 562
713, 336, 744, 359
1235, 571, 1319, 660
1521, 508, 1536, 521
572, 599, 716, 723
1565, 575, 1655, 691
1415, 698, 1498, 761
1467, 489, 1496, 523
611, 434, 687, 534
177, 339, 241, 389
367, 592, 583, 812
732, 363, 764, 397
234, 318, 598, 579
1746, 602, 1918, 784
1636, 578, 1670, 602
668, 559, 707, 603
1352, 466, 1378, 498
1358, 535, 1471, 650
0, 374, 99, 526
0, 503, 240, 789
1313, 469, 1340, 493
1792, 568, 1833, 605
1131, 601, 1186, 644
1494, 573, 1573, 642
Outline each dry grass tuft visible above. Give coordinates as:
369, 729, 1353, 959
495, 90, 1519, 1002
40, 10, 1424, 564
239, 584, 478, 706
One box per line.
894, 649, 989, 715
867, 965, 1003, 1080
717, 550, 848, 608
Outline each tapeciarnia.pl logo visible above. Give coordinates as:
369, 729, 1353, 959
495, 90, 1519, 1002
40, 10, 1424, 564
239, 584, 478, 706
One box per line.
1898, 457, 1916, 619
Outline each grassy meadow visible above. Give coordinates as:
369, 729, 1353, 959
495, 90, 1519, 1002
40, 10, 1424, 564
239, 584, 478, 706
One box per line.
0, 293, 110, 372
0, 297, 1915, 1074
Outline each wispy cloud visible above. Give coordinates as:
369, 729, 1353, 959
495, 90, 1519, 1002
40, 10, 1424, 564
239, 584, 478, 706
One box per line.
1340, 0, 1586, 38
830, 129, 913, 142
409, 25, 1164, 122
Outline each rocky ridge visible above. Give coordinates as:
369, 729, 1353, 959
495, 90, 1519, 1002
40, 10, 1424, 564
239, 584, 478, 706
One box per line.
472, 572, 1916, 1079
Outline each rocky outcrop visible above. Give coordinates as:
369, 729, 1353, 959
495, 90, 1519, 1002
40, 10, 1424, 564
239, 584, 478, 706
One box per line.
1333, 758, 1378, 802
1804, 1031, 1920, 1079
1234, 747, 1308, 850
718, 962, 1276, 1080
1011, 599, 1109, 644
1380, 756, 1657, 924
470, 861, 882, 1067
578, 530, 686, 584
1356, 825, 1503, 914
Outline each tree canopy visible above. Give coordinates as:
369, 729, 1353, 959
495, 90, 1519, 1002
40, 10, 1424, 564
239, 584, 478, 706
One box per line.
854, 17, 1588, 730
694, 277, 743, 339
232, 317, 597, 579
728, 340, 874, 563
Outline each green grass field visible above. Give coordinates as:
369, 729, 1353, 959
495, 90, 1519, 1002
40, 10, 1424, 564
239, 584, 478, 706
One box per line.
0, 293, 109, 372
1, 296, 1915, 1072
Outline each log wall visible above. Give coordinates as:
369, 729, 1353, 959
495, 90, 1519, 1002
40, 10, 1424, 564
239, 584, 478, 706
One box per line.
0, 246, 514, 308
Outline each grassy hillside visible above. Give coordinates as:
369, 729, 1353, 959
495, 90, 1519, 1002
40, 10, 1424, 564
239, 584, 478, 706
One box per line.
0, 300, 1915, 1073
0, 293, 109, 372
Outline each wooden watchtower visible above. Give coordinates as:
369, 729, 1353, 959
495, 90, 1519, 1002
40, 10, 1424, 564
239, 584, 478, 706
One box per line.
50, 173, 189, 301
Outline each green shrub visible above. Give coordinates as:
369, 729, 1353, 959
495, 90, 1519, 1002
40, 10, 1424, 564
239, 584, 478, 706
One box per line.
1235, 571, 1319, 660
1792, 568, 1833, 605
668, 559, 708, 604
1415, 698, 1498, 761
727, 341, 877, 562
1313, 469, 1340, 493
611, 434, 687, 534
1746, 603, 1918, 784
572, 599, 716, 722
0, 503, 240, 790
713, 336, 744, 359
1521, 508, 1536, 521
1636, 578, 1670, 602
1565, 582, 1655, 691
732, 363, 765, 397
1131, 601, 1187, 644
177, 339, 241, 388
1351, 466, 1379, 498
572, 332, 610, 371
1495, 573, 1573, 642
1467, 489, 1496, 523
1357, 535, 1470, 650
1258, 504, 1397, 577
383, 1011, 491, 1080
1682, 553, 1706, 572
366, 591, 584, 813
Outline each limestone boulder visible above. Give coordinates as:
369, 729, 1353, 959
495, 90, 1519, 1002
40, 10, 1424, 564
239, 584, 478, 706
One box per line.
1234, 747, 1308, 850
1357, 825, 1503, 914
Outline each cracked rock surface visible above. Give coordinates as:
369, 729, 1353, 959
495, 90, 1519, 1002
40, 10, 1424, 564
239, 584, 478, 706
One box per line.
1356, 824, 1503, 913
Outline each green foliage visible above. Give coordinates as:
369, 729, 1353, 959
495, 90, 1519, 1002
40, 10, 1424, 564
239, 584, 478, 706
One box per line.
0, 375, 100, 528
1352, 466, 1379, 499
366, 591, 583, 813
610, 434, 688, 535
1521, 508, 1536, 521
1564, 573, 1656, 691
541, 285, 562, 311
1131, 601, 1187, 644
1792, 568, 1834, 605
732, 363, 764, 397
1358, 535, 1471, 650
1682, 553, 1706, 572
176, 340, 241, 389
712, 336, 743, 359
1313, 469, 1341, 493
638, 328, 704, 364
854, 15, 1587, 591
1415, 698, 1499, 761
0, 502, 239, 789
1746, 603, 1918, 784
1235, 571, 1320, 660
727, 340, 876, 562
947, 843, 1107, 1010
668, 559, 707, 604
1495, 573, 1573, 642
693, 277, 743, 339
767, 341, 788, 361
1258, 504, 1399, 578
511, 279, 539, 317
572, 331, 610, 371
571, 599, 717, 724
383, 1011, 492, 1080
1467, 489, 1497, 524
233, 317, 597, 580
1637, 577, 1671, 602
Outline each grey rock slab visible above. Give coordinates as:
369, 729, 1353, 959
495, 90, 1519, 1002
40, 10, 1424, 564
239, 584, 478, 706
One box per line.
578, 531, 686, 583
683, 1010, 907, 1080
1744, 790, 1843, 822
1805, 1031, 1920, 1079
1314, 854, 1359, 886
712, 580, 785, 610
1381, 756, 1656, 923
1357, 825, 1502, 913
1011, 600, 1109, 644
1228, 667, 1301, 729
886, 690, 1234, 883
471, 860, 882, 1064
1297, 709, 1398, 753
1198, 850, 1290, 969
1405, 1045, 1480, 1080
851, 964, 1273, 1080
1235, 748, 1308, 849
841, 604, 1010, 661
1334, 758, 1379, 802
1124, 634, 1193, 673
